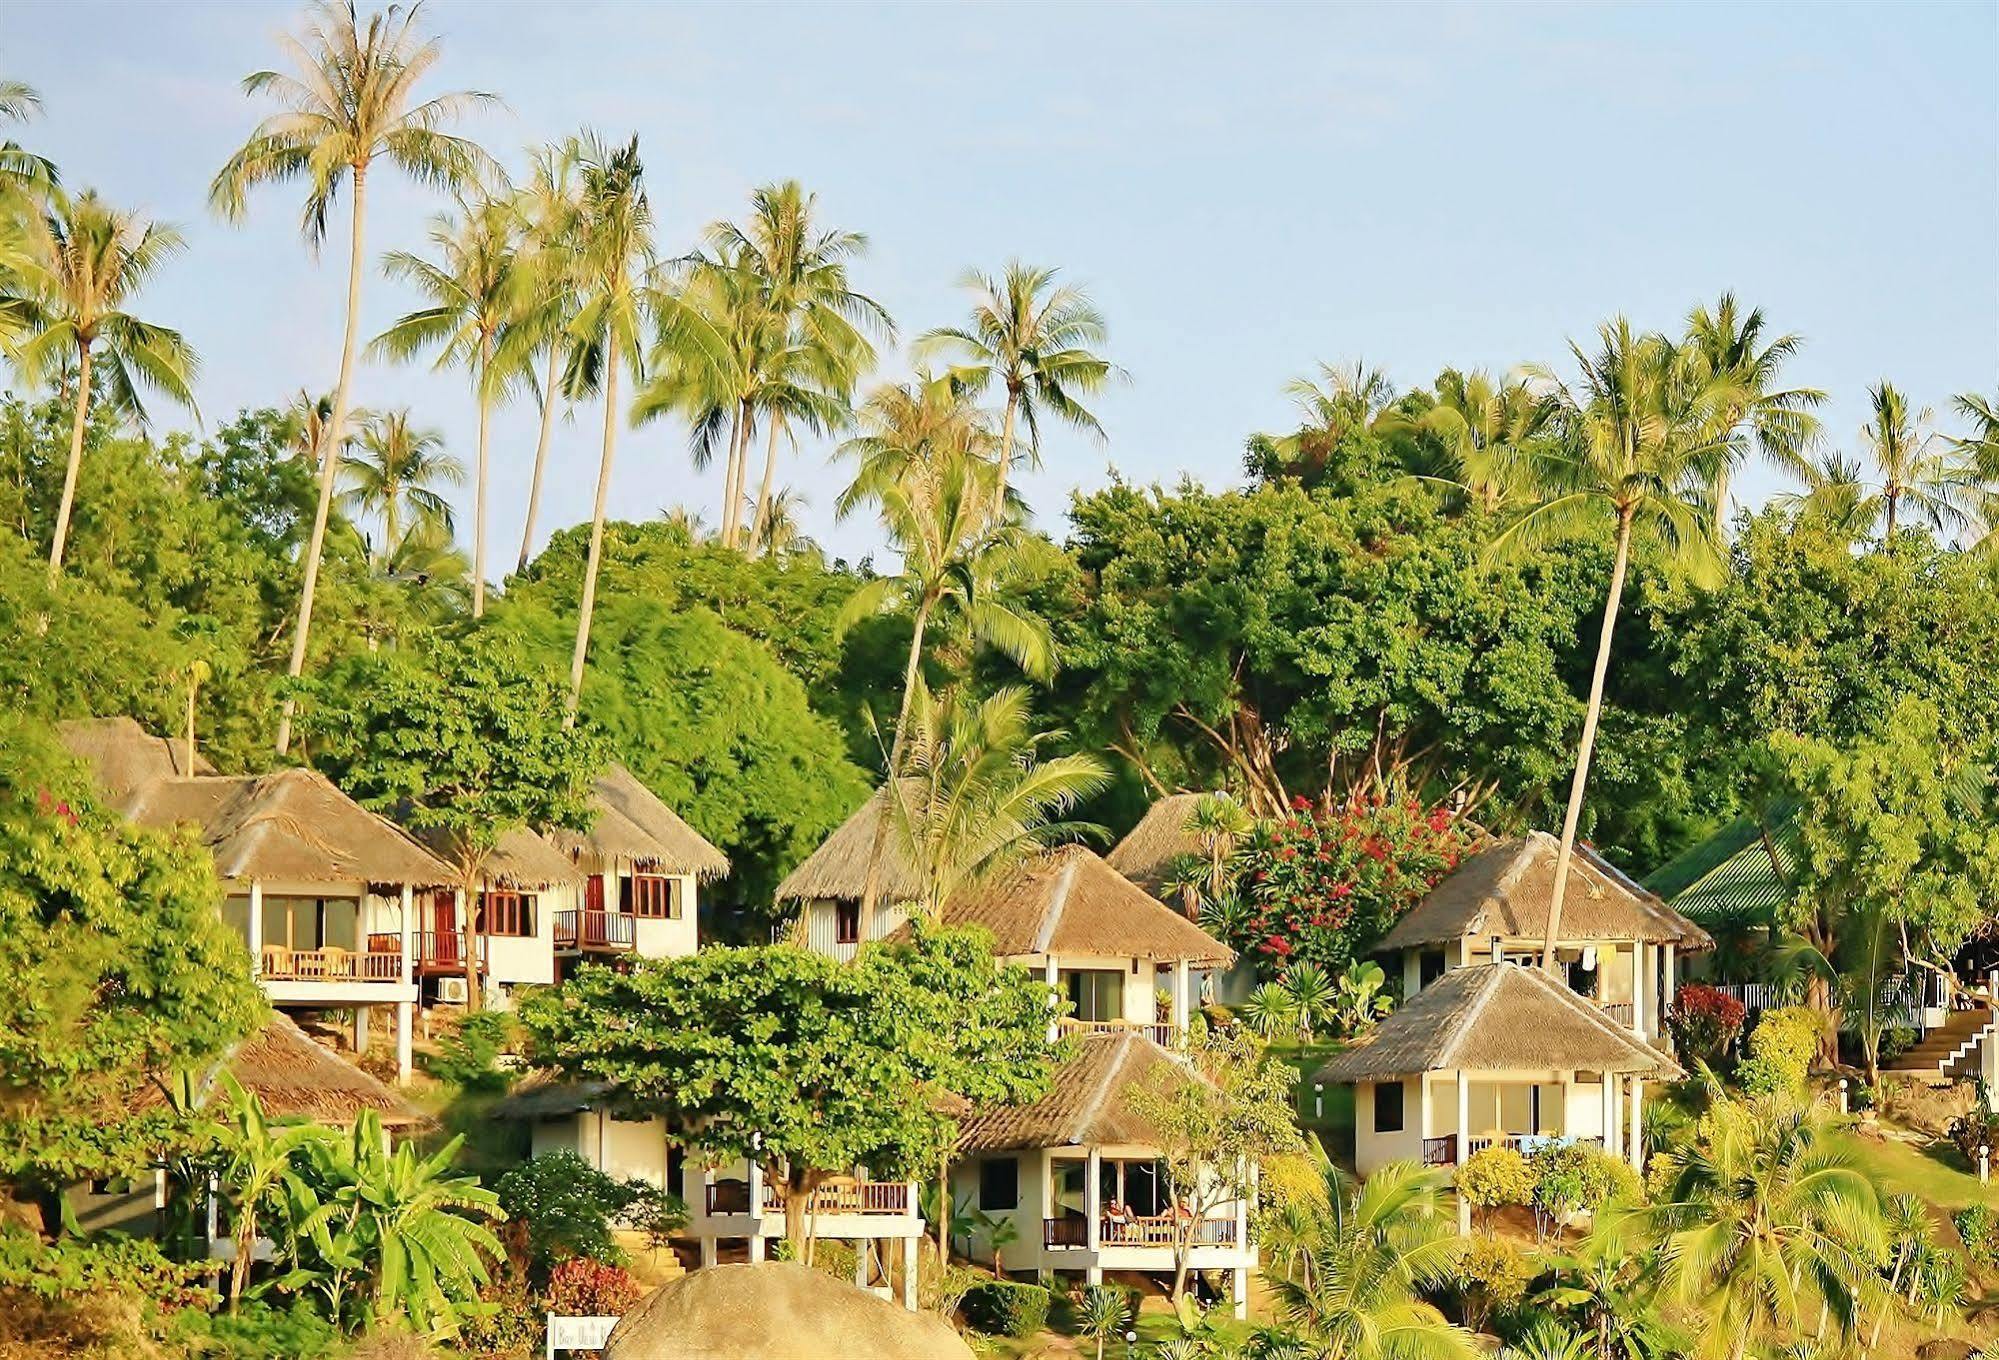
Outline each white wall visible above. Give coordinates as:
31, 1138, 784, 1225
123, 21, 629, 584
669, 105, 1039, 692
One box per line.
633, 873, 699, 961
1353, 1079, 1423, 1175
800, 896, 909, 962
538, 1111, 676, 1191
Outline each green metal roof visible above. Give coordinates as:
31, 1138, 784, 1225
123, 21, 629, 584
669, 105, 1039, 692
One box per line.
1644, 804, 1800, 926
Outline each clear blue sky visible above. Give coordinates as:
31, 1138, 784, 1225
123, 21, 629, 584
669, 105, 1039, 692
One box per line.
11, 1, 1998, 566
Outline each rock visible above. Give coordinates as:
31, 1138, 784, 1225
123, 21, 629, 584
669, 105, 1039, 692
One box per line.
602, 1262, 974, 1360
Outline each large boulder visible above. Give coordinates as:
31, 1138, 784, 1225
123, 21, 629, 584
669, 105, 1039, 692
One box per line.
602, 1262, 975, 1360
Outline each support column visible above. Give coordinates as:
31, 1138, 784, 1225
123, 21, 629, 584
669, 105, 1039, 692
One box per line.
352, 1006, 370, 1055
1662, 943, 1676, 1023
1455, 1070, 1471, 1235
394, 1001, 412, 1083
1084, 1146, 1102, 1280
247, 880, 264, 976
1631, 943, 1646, 1037
853, 1244, 866, 1287
700, 1235, 717, 1269
747, 1233, 764, 1263
1231, 1266, 1248, 1321
1045, 956, 1060, 1042
1172, 959, 1191, 1036
399, 884, 414, 985
1628, 1078, 1645, 1170
1601, 1073, 1617, 1156
902, 1234, 917, 1311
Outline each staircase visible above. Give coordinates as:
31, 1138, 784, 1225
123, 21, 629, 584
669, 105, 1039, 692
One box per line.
1886, 1005, 1996, 1076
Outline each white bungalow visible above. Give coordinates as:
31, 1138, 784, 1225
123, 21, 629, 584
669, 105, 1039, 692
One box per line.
546, 765, 729, 967
61, 718, 452, 1080
407, 825, 584, 1009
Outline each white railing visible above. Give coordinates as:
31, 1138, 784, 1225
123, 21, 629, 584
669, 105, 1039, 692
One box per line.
1058, 1017, 1178, 1046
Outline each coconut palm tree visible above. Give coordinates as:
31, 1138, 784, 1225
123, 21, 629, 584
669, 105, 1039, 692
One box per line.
1656, 1096, 1884, 1360
339, 407, 461, 549
2, 190, 198, 580
746, 485, 814, 557
211, 0, 495, 754
372, 187, 526, 615
1949, 391, 1999, 551
918, 262, 1115, 508
507, 141, 584, 573
704, 181, 891, 548
1772, 451, 1878, 545
1269, 1159, 1480, 1360
889, 683, 1111, 916
1502, 321, 1735, 969
0, 77, 56, 233
1288, 361, 1397, 443
835, 378, 1054, 940
1684, 293, 1824, 533
561, 133, 658, 724
1860, 381, 1954, 541
1390, 367, 1551, 513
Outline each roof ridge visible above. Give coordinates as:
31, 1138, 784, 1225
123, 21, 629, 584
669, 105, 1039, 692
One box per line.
1067, 1032, 1134, 1144
1033, 857, 1082, 954
1515, 963, 1662, 1060
1437, 963, 1509, 1065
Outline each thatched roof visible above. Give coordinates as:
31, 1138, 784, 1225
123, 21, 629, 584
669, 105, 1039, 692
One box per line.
418, 825, 581, 891
773, 782, 923, 903
548, 765, 729, 881
1105, 792, 1207, 896
123, 770, 455, 888
1314, 963, 1680, 1083
492, 1072, 611, 1120
957, 1029, 1209, 1152
888, 844, 1234, 965
1377, 832, 1712, 955
58, 716, 213, 801
135, 1012, 427, 1128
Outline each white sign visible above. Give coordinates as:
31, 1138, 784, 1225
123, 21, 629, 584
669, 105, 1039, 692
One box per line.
546, 1314, 620, 1359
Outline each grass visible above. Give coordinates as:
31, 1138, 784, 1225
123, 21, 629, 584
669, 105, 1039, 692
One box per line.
1835, 1126, 1999, 1211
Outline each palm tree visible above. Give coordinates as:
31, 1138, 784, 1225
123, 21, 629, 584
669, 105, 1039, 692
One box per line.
2, 190, 198, 580
747, 485, 814, 557
918, 261, 1115, 507
704, 181, 891, 548
1269, 1159, 1480, 1360
1860, 381, 1953, 540
1503, 321, 1734, 969
1391, 367, 1550, 513
1288, 361, 1397, 443
211, 0, 494, 754
372, 188, 524, 615
1772, 451, 1878, 545
1656, 1096, 1884, 1360
1950, 391, 1999, 551
0, 77, 56, 226
1684, 293, 1823, 533
835, 378, 1053, 940
560, 133, 658, 724
507, 141, 584, 573
888, 683, 1111, 916
339, 407, 462, 548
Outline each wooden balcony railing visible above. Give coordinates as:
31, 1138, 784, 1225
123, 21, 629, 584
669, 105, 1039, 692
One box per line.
1043, 1215, 1238, 1248
365, 931, 486, 970
555, 909, 635, 951
1057, 1017, 1178, 1047
260, 945, 402, 983
1600, 1002, 1635, 1030
704, 1180, 912, 1216
1421, 1136, 1457, 1167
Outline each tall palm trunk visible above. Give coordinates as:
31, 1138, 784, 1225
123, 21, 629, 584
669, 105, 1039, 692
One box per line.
566, 344, 620, 726
516, 343, 561, 572
1541, 506, 1634, 970
229, 1205, 257, 1309
750, 412, 782, 555
1884, 485, 1900, 540
471, 334, 492, 616
276, 171, 368, 757
721, 401, 749, 548
855, 595, 934, 942
45, 341, 92, 580
994, 385, 1020, 511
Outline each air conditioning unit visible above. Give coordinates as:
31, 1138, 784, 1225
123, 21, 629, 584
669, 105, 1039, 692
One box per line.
436, 976, 469, 1006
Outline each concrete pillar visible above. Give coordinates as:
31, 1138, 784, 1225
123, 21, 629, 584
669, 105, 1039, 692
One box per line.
352, 1006, 370, 1055
853, 1244, 866, 1287
1231, 1266, 1248, 1320
399, 884, 414, 985
747, 1232, 764, 1263
700, 1235, 717, 1269
1454, 1070, 1469, 1166
1601, 1073, 1618, 1156
1628, 1078, 1645, 1170
1044, 956, 1060, 1042
453, 887, 471, 1000
1172, 959, 1191, 1035
247, 880, 264, 975
394, 1002, 413, 1083
901, 1234, 917, 1311
1631, 943, 1646, 1037
1662, 943, 1676, 1022
1084, 1147, 1102, 1255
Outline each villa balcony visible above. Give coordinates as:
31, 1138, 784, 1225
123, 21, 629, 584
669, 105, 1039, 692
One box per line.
1042, 1215, 1240, 1249
366, 931, 487, 974
259, 945, 403, 983
554, 909, 635, 952
1056, 1017, 1179, 1047
1422, 1133, 1605, 1167
704, 1180, 913, 1217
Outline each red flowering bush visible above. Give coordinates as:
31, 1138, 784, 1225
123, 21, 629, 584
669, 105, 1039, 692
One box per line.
543, 1257, 640, 1318
1665, 984, 1747, 1065
1221, 791, 1481, 979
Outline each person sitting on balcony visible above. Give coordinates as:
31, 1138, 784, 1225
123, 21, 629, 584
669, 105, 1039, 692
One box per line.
1104, 1199, 1133, 1232
1168, 1196, 1195, 1224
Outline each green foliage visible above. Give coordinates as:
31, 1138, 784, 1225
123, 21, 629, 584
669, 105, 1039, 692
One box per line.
492, 1150, 684, 1277
427, 1013, 514, 1094
961, 1279, 1051, 1338
1946, 1091, 1999, 1168
1074, 1283, 1134, 1359
1456, 1146, 1534, 1220
0, 1226, 213, 1308
1527, 1141, 1641, 1235
519, 924, 1055, 1233
1452, 1233, 1533, 1334
1953, 1204, 1999, 1269
0, 709, 264, 1224
1736, 1007, 1820, 1096
169, 1299, 342, 1359
492, 593, 870, 913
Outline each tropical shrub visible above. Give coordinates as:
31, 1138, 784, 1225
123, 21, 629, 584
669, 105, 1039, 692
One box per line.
1877, 1026, 1917, 1065
1330, 961, 1395, 1036
542, 1258, 639, 1318
493, 1151, 679, 1276
1663, 984, 1746, 1066
0, 1228, 211, 1310
169, 1299, 341, 1359
1947, 1091, 1999, 1168
1954, 1204, 1999, 1269
962, 1279, 1052, 1337
454, 1274, 542, 1360
1456, 1145, 1533, 1227
1734, 1006, 1819, 1096
428, 1012, 514, 1093
1452, 1234, 1533, 1333
1223, 792, 1480, 978
1528, 1142, 1640, 1234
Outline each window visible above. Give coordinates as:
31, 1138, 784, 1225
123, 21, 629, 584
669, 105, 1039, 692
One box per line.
626, 874, 678, 920
978, 1156, 1019, 1212
1419, 949, 1446, 988
477, 891, 534, 938
1372, 1079, 1405, 1134
835, 900, 861, 945
1064, 970, 1124, 1023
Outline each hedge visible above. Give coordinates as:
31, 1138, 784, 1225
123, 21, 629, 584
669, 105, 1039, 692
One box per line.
962, 1279, 1051, 1337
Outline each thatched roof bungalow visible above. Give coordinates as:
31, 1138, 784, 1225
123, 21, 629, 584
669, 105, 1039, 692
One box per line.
1104, 792, 1206, 901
